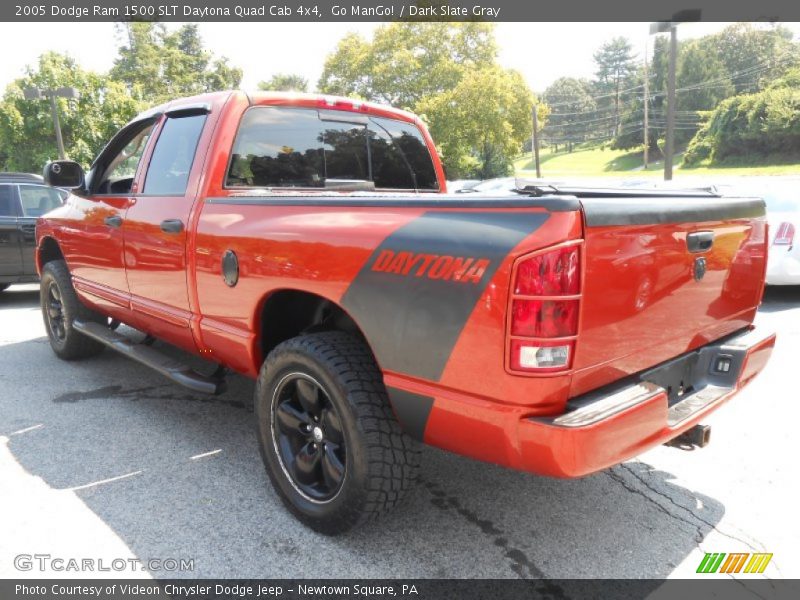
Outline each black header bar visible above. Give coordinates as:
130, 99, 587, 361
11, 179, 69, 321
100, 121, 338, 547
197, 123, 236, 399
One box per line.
3, 0, 800, 22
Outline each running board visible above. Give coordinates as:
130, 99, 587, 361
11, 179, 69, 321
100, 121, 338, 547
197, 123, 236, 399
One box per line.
73, 321, 226, 395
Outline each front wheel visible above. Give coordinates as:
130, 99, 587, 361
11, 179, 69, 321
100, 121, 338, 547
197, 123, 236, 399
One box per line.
255, 332, 419, 535
40, 260, 106, 360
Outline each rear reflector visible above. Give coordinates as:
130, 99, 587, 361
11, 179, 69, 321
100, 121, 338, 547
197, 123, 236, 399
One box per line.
511, 340, 573, 370
773, 222, 795, 246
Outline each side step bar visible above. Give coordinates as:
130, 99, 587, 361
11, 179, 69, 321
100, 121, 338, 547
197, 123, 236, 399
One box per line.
73, 320, 226, 395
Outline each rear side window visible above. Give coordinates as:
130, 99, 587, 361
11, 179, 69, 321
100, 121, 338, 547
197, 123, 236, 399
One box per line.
144, 114, 207, 195
18, 185, 63, 217
0, 185, 15, 216
226, 106, 439, 191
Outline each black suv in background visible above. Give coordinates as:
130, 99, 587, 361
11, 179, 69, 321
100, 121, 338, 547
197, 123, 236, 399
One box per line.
0, 173, 66, 292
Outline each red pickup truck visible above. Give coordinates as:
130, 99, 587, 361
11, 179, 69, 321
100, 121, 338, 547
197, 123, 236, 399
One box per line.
37, 91, 775, 534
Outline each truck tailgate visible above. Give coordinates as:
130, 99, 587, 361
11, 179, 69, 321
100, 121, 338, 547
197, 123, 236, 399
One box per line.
570, 195, 767, 396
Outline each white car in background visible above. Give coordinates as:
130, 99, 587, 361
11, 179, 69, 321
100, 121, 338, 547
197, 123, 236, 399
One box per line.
761, 183, 799, 285
714, 179, 799, 286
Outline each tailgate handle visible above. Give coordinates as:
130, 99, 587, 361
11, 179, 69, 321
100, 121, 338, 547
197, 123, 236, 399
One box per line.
687, 231, 714, 253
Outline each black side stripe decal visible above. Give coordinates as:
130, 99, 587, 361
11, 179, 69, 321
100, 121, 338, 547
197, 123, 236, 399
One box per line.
387, 388, 434, 441
341, 211, 549, 381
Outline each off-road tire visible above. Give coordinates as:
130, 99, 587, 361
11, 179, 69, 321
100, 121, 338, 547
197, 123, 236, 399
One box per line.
255, 331, 420, 535
40, 260, 105, 360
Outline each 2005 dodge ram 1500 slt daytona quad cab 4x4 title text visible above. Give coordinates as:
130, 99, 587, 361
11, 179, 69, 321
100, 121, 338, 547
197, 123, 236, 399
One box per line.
36, 91, 775, 534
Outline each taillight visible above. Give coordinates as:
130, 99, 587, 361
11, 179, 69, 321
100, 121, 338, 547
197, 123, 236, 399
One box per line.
511, 299, 579, 337
514, 244, 580, 295
773, 222, 795, 246
508, 242, 582, 374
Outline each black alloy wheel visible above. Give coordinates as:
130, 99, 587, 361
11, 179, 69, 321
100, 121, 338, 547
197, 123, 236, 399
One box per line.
271, 373, 346, 502
45, 279, 67, 342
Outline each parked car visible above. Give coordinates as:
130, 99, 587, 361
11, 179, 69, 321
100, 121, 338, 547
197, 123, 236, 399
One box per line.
763, 182, 800, 285
37, 91, 774, 534
709, 179, 799, 285
0, 172, 65, 292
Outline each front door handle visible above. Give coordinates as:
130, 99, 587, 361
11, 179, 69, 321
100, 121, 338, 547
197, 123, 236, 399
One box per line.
104, 215, 123, 228
160, 219, 184, 234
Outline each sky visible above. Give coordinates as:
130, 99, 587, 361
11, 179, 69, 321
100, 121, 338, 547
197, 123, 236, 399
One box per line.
0, 21, 798, 95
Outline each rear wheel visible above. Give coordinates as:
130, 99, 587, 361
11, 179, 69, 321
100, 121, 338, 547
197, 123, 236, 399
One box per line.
40, 260, 105, 360
255, 332, 419, 535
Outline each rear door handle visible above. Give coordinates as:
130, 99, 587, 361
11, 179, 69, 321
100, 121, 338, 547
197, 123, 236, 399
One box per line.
104, 215, 123, 228
160, 219, 184, 234
687, 231, 714, 253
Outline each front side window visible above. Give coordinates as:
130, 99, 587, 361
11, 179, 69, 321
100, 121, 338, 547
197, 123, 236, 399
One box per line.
18, 185, 63, 217
226, 106, 439, 191
97, 123, 155, 195
144, 114, 207, 195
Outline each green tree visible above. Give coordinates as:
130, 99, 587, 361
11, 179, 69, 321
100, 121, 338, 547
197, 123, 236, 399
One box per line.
319, 22, 496, 109
258, 74, 309, 92
0, 52, 139, 173
111, 23, 242, 104
593, 37, 637, 137
319, 23, 530, 178
542, 77, 596, 152
708, 23, 798, 94
417, 67, 536, 179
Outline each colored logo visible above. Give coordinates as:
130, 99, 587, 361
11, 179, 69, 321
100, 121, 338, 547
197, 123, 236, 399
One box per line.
696, 552, 773, 574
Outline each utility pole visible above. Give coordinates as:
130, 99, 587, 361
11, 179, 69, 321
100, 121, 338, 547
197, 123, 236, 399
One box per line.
532, 104, 542, 179
23, 87, 80, 161
664, 25, 678, 180
650, 11, 700, 181
48, 94, 66, 160
643, 39, 649, 170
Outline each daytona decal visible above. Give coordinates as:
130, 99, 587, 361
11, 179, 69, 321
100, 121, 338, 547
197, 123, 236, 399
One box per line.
341, 211, 549, 381
370, 250, 490, 284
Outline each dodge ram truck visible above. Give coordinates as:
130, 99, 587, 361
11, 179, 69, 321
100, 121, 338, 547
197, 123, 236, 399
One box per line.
36, 91, 775, 534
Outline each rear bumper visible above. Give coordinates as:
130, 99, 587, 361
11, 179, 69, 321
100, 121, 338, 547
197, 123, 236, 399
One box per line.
415, 326, 775, 478
517, 326, 775, 477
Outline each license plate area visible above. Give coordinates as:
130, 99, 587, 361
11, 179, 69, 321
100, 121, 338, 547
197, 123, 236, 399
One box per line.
639, 337, 744, 408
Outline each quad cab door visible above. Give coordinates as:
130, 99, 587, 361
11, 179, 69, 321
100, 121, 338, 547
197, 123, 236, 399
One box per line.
122, 107, 210, 353
66, 117, 157, 324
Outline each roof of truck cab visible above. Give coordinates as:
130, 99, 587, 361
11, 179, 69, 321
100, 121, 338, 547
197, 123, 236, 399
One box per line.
246, 91, 420, 124
132, 90, 420, 126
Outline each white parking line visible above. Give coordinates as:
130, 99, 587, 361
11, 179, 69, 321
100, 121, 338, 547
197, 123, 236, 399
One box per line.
66, 470, 144, 491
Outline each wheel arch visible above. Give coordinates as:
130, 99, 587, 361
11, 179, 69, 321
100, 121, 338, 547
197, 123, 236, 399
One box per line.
37, 236, 65, 274
254, 288, 376, 369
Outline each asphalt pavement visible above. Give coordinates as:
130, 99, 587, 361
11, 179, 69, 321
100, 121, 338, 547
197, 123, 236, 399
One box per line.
1, 283, 798, 579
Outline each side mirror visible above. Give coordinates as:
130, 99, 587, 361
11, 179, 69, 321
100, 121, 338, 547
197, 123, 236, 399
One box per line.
43, 160, 85, 190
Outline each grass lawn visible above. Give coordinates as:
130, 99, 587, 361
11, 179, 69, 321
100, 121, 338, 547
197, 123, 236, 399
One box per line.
514, 146, 800, 179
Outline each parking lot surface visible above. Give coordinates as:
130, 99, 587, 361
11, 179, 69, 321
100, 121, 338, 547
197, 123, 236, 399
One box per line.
1, 283, 798, 579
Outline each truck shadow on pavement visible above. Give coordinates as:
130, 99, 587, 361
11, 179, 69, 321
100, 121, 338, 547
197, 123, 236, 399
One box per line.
759, 285, 800, 313
0, 287, 733, 580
